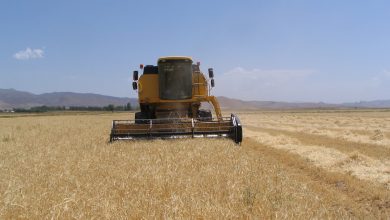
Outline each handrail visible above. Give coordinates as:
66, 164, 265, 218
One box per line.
113, 117, 231, 123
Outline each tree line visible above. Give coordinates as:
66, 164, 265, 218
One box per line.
12, 103, 137, 113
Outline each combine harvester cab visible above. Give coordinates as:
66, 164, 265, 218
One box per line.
110, 56, 242, 144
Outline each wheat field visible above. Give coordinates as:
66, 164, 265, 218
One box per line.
0, 110, 389, 219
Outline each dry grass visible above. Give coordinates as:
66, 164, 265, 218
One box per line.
0, 111, 389, 218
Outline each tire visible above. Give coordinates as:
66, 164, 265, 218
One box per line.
234, 125, 243, 144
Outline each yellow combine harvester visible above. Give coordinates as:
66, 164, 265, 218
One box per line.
110, 56, 242, 144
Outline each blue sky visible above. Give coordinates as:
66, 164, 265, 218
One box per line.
1, 0, 389, 103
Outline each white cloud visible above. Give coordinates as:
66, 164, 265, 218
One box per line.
13, 47, 44, 60
368, 70, 390, 86
213, 67, 315, 101
369, 76, 381, 87
383, 69, 390, 78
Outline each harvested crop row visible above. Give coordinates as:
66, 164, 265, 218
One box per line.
242, 138, 390, 218
240, 111, 390, 147
245, 127, 390, 188
246, 125, 390, 160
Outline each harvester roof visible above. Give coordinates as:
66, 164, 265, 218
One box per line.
158, 56, 193, 62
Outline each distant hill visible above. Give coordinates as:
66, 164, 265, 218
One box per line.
1, 88, 389, 110
342, 100, 390, 108
0, 89, 137, 109
218, 97, 390, 109
217, 96, 340, 110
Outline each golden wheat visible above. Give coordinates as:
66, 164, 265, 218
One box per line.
0, 111, 389, 218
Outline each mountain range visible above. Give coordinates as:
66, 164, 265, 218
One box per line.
0, 89, 137, 109
1, 88, 389, 110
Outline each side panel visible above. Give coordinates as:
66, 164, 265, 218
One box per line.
192, 72, 208, 98
138, 74, 159, 102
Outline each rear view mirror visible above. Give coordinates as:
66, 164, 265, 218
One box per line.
211, 79, 215, 87
132, 82, 138, 90
208, 68, 214, 78
133, 71, 139, 81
